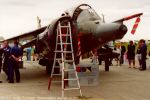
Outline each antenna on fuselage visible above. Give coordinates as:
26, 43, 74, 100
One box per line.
102, 14, 105, 23
37, 16, 41, 28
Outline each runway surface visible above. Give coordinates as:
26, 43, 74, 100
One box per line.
0, 58, 150, 100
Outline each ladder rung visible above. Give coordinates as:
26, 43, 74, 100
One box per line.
59, 26, 70, 28
57, 43, 72, 45
64, 60, 74, 62
63, 51, 73, 53
55, 58, 62, 60
58, 34, 70, 36
64, 88, 80, 91
54, 51, 73, 53
64, 79, 77, 81
64, 69, 75, 72
53, 66, 60, 68
54, 51, 63, 53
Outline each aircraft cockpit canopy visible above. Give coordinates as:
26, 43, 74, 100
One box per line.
64, 4, 103, 23
76, 8, 102, 23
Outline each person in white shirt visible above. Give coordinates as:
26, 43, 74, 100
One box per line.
113, 45, 121, 66
136, 42, 141, 68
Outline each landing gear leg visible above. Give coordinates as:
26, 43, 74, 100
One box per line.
46, 60, 53, 75
105, 59, 109, 71
75, 56, 80, 65
46, 66, 52, 75
46, 61, 60, 75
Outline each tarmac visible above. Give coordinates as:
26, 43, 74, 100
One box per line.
0, 58, 150, 100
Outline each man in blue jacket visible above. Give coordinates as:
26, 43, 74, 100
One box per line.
9, 41, 22, 83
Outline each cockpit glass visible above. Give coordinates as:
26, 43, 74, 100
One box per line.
79, 5, 91, 9
77, 8, 102, 22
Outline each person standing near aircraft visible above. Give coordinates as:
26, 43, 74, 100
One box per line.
3, 41, 11, 81
139, 39, 147, 71
120, 43, 126, 65
127, 41, 135, 68
9, 41, 22, 83
0, 45, 4, 83
26, 47, 31, 61
103, 45, 112, 71
91, 49, 98, 64
0, 47, 4, 73
136, 41, 142, 68
113, 45, 121, 66
31, 46, 36, 61
97, 47, 104, 65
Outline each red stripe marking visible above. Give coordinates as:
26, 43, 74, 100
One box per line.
131, 17, 141, 35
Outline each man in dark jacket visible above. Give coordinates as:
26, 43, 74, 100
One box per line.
0, 48, 4, 73
3, 41, 11, 81
139, 39, 147, 71
97, 45, 112, 71
127, 41, 135, 68
97, 47, 103, 65
0, 46, 4, 83
120, 43, 126, 65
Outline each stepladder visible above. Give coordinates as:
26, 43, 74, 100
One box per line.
48, 20, 82, 98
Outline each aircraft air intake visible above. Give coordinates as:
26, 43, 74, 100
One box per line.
119, 24, 128, 34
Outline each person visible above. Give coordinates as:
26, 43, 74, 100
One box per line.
97, 45, 113, 71
0, 46, 4, 83
127, 41, 135, 68
139, 39, 147, 71
9, 41, 22, 83
97, 47, 103, 65
0, 77, 2, 83
136, 42, 141, 68
104, 45, 112, 71
91, 49, 98, 64
113, 45, 121, 66
26, 47, 31, 61
0, 47, 4, 73
120, 43, 126, 65
31, 46, 37, 61
3, 41, 11, 81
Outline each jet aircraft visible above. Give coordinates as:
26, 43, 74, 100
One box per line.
1, 4, 143, 73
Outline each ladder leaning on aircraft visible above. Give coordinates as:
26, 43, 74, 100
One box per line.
48, 21, 82, 98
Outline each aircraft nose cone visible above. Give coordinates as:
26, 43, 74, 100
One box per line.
119, 24, 128, 34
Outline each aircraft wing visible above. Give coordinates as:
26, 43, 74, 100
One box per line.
113, 13, 143, 23
0, 26, 47, 43
21, 38, 37, 49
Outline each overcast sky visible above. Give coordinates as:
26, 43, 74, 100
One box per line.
0, 0, 150, 41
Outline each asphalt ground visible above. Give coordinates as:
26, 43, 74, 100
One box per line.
0, 58, 150, 100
